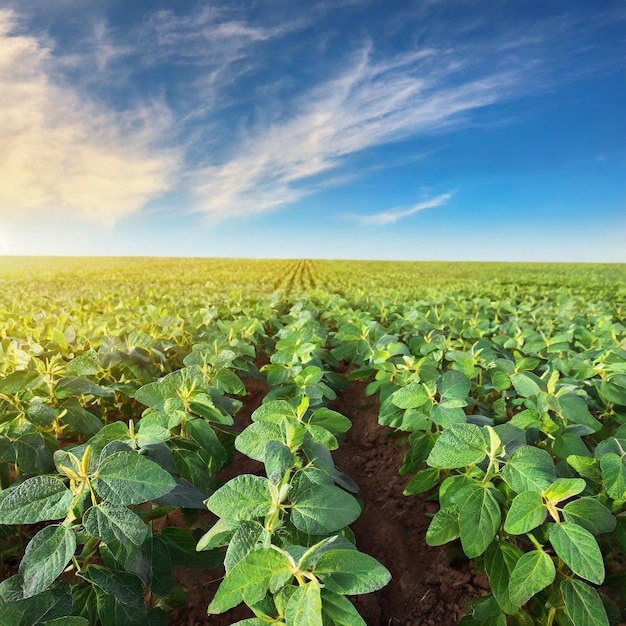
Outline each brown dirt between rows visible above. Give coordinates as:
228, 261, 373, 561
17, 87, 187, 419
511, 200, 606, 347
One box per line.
169, 377, 484, 625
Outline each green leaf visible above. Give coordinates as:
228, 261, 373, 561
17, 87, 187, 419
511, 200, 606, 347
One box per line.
25, 402, 57, 428
501, 446, 555, 494
265, 441, 294, 485
485, 542, 524, 614
560, 579, 609, 626
0, 476, 73, 524
224, 521, 269, 572
425, 506, 460, 546
391, 383, 430, 409
196, 518, 239, 551
600, 453, 626, 500
134, 381, 176, 409
543, 478, 586, 504
235, 422, 283, 462
308, 408, 352, 434
437, 370, 471, 401
0, 585, 73, 626
558, 394, 602, 433
251, 400, 295, 423
186, 419, 228, 470
291, 485, 361, 535
562, 498, 616, 535
207, 548, 292, 614
66, 354, 100, 376
315, 550, 391, 595
94, 452, 176, 505
42, 618, 90, 626
83, 503, 148, 548
426, 423, 487, 469
458, 486, 501, 558
510, 372, 546, 397
82, 566, 147, 626
55, 377, 114, 399
19, 525, 76, 598
549, 523, 604, 584
320, 589, 366, 625
206, 475, 273, 521
284, 580, 323, 626
508, 550, 556, 607
567, 455, 602, 483
503, 491, 547, 535
403, 468, 440, 495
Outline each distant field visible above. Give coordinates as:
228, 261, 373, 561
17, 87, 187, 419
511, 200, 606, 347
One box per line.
0, 258, 624, 625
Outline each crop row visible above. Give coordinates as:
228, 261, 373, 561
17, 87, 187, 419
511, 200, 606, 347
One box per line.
0, 259, 624, 625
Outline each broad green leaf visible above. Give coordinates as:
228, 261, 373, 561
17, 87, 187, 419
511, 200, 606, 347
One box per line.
0, 585, 73, 626
19, 525, 76, 598
298, 536, 357, 572
320, 589, 366, 625
510, 372, 545, 397
426, 505, 461, 546
425, 506, 460, 546
504, 491, 547, 535
501, 446, 555, 494
291, 485, 361, 535
83, 566, 147, 626
207, 548, 292, 614
66, 354, 100, 376
265, 440, 294, 485
94, 452, 176, 505
403, 468, 440, 495
235, 422, 283, 462
308, 408, 352, 434
560, 579, 609, 626
562, 498, 616, 535
80, 565, 145, 607
508, 550, 556, 607
196, 518, 239, 551
315, 550, 391, 595
0, 476, 73, 525
430, 403, 466, 427
437, 370, 471, 400
391, 383, 430, 409
558, 394, 602, 433
284, 580, 323, 626
224, 521, 268, 572
600, 453, 626, 500
567, 455, 602, 483
251, 400, 295, 423
25, 401, 56, 428
485, 542, 524, 614
206, 475, 273, 521
458, 486, 501, 558
549, 523, 604, 584
543, 478, 586, 504
134, 381, 176, 409
426, 423, 487, 469
83, 503, 148, 547
55, 377, 114, 399
186, 419, 228, 469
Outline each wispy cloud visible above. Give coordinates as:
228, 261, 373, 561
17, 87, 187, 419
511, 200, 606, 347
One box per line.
191, 46, 517, 219
345, 192, 452, 226
0, 9, 180, 225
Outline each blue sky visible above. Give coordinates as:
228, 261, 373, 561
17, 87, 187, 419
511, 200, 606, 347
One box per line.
0, 0, 624, 261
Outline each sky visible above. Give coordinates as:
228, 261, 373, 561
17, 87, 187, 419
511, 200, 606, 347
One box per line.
0, 0, 624, 262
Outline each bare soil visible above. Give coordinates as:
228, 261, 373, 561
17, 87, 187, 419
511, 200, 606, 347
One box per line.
169, 377, 484, 625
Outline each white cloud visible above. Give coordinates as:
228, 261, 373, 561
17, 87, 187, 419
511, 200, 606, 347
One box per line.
191, 46, 517, 219
346, 193, 452, 226
0, 9, 180, 225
